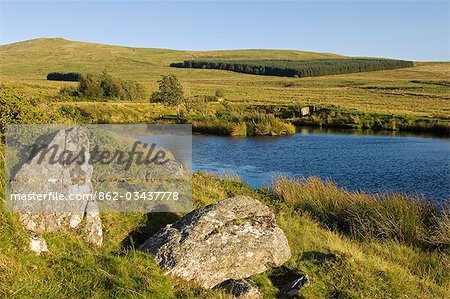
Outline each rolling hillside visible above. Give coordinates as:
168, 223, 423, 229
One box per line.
0, 38, 344, 79
0, 38, 449, 118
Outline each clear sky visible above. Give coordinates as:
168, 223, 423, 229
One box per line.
0, 1, 448, 61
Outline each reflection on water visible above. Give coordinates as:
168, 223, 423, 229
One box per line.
296, 126, 449, 139
192, 126, 450, 201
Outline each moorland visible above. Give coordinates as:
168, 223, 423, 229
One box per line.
0, 38, 449, 298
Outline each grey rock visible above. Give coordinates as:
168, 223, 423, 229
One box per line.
11, 127, 103, 253
29, 233, 48, 255
139, 195, 291, 288
300, 106, 310, 117
84, 200, 103, 247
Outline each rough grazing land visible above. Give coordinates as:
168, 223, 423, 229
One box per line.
1, 38, 449, 117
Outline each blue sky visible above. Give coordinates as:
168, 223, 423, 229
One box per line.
0, 1, 448, 61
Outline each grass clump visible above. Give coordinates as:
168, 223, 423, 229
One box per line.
191, 115, 294, 137
273, 176, 450, 249
0, 90, 63, 133
192, 119, 247, 136
245, 112, 296, 136
191, 103, 295, 136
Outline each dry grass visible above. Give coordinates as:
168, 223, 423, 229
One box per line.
194, 173, 450, 298
273, 176, 450, 248
1, 38, 449, 118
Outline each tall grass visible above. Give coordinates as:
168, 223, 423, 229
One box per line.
191, 112, 295, 136
273, 176, 449, 248
191, 119, 247, 136
245, 112, 296, 136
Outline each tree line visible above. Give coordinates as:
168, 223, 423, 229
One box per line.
59, 72, 143, 100
56, 72, 215, 109
170, 58, 414, 78
47, 72, 81, 81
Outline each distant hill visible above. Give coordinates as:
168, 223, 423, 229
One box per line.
0, 38, 448, 119
0, 38, 345, 79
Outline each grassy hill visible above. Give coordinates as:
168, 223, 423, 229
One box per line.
0, 38, 343, 78
1, 38, 449, 118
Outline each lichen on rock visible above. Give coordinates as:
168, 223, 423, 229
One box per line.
139, 195, 291, 288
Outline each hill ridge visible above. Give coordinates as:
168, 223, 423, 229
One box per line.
0, 37, 345, 57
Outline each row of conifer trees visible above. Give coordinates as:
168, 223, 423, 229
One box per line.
170, 58, 414, 78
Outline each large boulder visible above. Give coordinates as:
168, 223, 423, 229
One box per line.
139, 195, 291, 288
10, 127, 103, 253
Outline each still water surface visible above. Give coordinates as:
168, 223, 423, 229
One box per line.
192, 127, 450, 201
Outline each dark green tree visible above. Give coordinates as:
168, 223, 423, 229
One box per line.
78, 73, 103, 97
100, 71, 122, 99
151, 74, 184, 106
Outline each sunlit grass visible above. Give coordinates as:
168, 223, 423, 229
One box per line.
273, 176, 450, 248
1, 38, 449, 118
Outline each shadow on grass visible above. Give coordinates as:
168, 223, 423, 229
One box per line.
300, 251, 340, 264
268, 265, 307, 299
120, 212, 180, 251
268, 251, 340, 298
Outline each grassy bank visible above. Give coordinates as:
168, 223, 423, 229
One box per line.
1, 170, 449, 298
274, 176, 450, 249
244, 104, 450, 135
56, 102, 174, 124
292, 106, 450, 135
53, 101, 450, 135
2, 89, 448, 137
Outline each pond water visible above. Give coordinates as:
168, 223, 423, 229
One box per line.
192, 127, 450, 201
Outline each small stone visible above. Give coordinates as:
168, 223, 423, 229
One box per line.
280, 275, 310, 298
84, 201, 103, 246
29, 233, 48, 255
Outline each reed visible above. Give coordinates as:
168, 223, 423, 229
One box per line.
191, 119, 247, 136
191, 113, 295, 136
245, 113, 296, 136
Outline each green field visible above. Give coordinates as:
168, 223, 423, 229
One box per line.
1, 38, 449, 119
